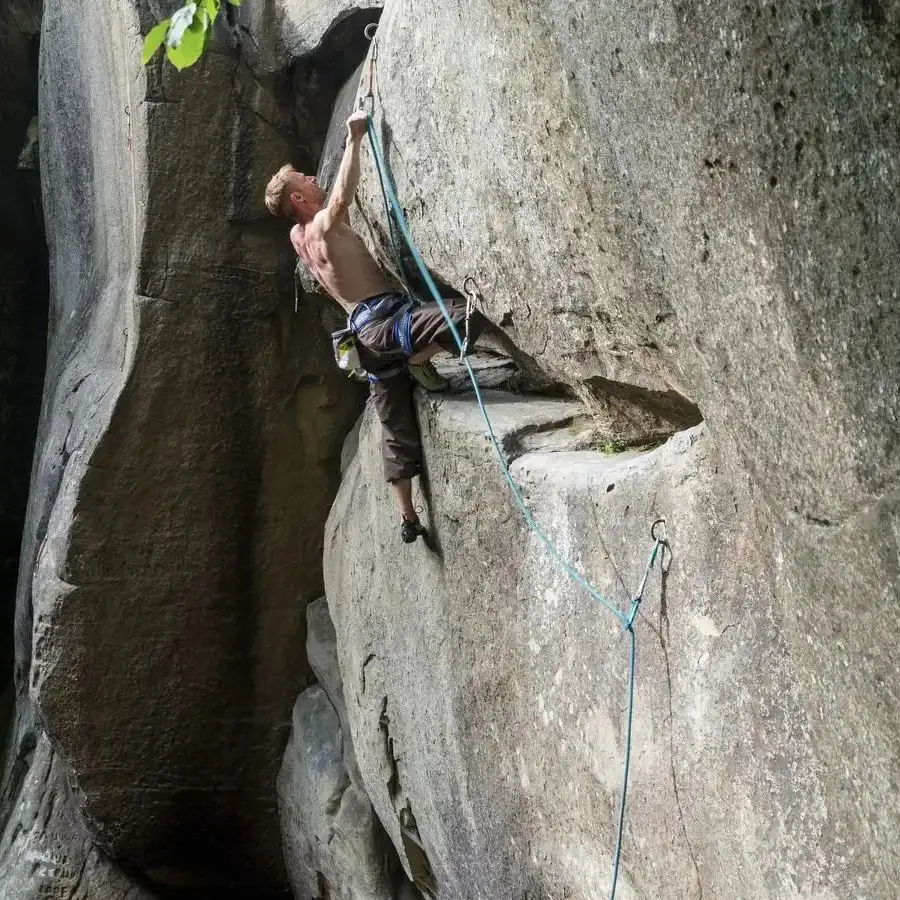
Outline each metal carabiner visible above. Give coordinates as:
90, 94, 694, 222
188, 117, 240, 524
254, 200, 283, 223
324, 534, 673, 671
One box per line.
360, 24, 379, 111
459, 277, 481, 360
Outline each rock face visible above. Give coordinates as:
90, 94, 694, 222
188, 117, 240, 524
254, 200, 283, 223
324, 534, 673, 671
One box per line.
0, 0, 46, 706
325, 379, 897, 899
299, 2, 899, 896
357, 0, 899, 501
313, 4, 898, 896
243, 0, 382, 171
1, 0, 896, 896
278, 598, 397, 900
1, 0, 367, 894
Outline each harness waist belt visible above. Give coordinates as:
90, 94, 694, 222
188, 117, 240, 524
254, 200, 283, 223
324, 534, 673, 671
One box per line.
349, 292, 409, 331
348, 292, 416, 357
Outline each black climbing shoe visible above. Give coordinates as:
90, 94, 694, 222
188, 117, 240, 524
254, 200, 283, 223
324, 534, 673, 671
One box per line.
400, 517, 427, 544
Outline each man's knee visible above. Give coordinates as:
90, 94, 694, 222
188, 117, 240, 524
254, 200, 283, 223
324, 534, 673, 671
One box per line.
385, 460, 421, 483
371, 374, 422, 483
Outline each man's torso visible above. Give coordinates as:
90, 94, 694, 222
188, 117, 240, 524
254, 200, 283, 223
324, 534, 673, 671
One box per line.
291, 215, 398, 314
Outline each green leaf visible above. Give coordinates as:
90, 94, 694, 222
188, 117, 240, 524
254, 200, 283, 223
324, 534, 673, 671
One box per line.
227, 0, 242, 6
141, 19, 170, 64
166, 15, 208, 70
166, 3, 198, 48
201, 0, 220, 20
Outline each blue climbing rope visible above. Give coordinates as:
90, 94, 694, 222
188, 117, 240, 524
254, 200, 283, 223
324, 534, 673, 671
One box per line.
364, 110, 665, 900
610, 535, 664, 897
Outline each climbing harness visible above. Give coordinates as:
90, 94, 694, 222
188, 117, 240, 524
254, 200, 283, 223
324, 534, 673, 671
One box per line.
332, 292, 413, 383
361, 26, 668, 900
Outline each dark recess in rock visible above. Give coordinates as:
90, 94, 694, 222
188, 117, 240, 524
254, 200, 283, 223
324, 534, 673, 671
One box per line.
292, 7, 383, 173
583, 375, 703, 432
0, 2, 47, 725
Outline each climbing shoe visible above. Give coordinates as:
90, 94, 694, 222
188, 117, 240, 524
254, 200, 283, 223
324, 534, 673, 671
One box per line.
400, 517, 427, 544
408, 360, 450, 392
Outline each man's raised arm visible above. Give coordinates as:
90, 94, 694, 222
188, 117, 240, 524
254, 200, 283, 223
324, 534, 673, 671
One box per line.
320, 110, 369, 229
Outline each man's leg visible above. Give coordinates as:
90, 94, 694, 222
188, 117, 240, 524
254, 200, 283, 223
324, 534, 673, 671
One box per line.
405, 303, 465, 391
406, 297, 482, 356
369, 373, 428, 542
390, 476, 428, 544
406, 298, 546, 390
390, 477, 417, 521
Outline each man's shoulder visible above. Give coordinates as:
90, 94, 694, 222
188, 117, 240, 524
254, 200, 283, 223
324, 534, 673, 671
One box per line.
309, 207, 336, 234
290, 222, 307, 254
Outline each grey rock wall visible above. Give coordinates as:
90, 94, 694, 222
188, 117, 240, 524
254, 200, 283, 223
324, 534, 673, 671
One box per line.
278, 599, 399, 900
356, 0, 899, 497
324, 379, 898, 899
1, 0, 367, 894
311, 3, 899, 896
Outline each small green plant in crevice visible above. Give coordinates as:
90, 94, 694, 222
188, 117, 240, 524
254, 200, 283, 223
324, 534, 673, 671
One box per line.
142, 0, 242, 71
598, 438, 629, 454
597, 435, 669, 455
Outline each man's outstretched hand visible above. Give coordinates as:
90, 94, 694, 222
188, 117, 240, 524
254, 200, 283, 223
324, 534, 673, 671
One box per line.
346, 110, 369, 141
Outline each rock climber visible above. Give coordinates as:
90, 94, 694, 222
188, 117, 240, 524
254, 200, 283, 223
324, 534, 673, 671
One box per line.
265, 109, 499, 545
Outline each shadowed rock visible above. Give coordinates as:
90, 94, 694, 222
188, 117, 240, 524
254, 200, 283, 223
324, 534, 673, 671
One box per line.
1, 0, 366, 894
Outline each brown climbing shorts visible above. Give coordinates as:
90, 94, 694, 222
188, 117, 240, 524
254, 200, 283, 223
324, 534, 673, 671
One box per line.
355, 294, 489, 482
368, 373, 422, 482
356, 295, 488, 363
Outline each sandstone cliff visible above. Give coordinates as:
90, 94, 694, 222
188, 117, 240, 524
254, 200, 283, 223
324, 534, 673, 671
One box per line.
1, 1, 897, 899
289, 1, 900, 897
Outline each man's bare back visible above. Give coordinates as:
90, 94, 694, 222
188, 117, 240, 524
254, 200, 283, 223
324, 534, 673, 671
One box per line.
291, 217, 397, 315
269, 110, 399, 316
265, 109, 504, 541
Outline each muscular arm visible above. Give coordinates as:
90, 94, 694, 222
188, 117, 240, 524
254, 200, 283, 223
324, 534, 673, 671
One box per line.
320, 111, 368, 231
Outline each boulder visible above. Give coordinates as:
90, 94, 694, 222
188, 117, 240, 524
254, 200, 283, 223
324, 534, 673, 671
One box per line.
324, 372, 898, 898
318, 5, 899, 894
307, 596, 362, 785
2, 0, 366, 892
278, 684, 396, 900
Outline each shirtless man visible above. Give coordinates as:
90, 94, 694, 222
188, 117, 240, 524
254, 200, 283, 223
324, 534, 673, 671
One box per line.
265, 109, 491, 544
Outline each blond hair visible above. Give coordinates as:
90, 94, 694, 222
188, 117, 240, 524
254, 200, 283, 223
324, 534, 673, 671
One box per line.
265, 164, 297, 217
